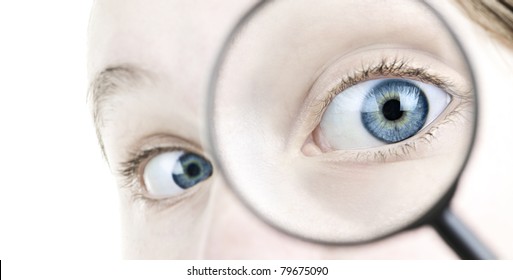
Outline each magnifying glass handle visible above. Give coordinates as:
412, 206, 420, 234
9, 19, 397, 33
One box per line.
431, 208, 496, 260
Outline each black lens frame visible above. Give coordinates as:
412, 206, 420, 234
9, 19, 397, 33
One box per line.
206, 0, 494, 259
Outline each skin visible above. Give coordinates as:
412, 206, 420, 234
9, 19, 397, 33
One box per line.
88, 0, 513, 259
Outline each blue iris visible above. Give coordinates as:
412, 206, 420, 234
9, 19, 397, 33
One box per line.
361, 80, 428, 143
172, 153, 213, 189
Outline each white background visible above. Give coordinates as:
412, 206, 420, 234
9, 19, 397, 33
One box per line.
0, 2, 511, 280
1, 0, 513, 268
0, 1, 121, 260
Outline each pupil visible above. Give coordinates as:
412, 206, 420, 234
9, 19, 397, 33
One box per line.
382, 99, 403, 121
185, 163, 201, 178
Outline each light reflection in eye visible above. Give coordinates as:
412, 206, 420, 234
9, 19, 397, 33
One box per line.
361, 79, 429, 143
318, 78, 451, 150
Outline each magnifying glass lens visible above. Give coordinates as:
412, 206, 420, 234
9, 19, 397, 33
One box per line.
208, 0, 476, 244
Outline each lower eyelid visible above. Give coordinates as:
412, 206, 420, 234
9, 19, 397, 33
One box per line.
121, 161, 214, 213
301, 97, 470, 164
128, 181, 208, 212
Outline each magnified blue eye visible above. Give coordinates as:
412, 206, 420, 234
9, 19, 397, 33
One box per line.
319, 78, 451, 149
361, 80, 428, 143
143, 151, 213, 198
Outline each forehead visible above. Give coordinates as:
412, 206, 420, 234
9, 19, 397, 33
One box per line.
88, 0, 255, 81
87, 0, 257, 164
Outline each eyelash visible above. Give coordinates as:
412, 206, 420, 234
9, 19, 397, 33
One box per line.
315, 57, 458, 119
117, 59, 471, 198
310, 57, 471, 162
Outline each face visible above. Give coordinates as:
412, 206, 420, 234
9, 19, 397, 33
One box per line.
88, 0, 513, 259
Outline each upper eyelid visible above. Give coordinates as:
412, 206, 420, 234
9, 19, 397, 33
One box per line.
119, 142, 203, 182
118, 146, 169, 179
335, 58, 449, 92
120, 133, 204, 170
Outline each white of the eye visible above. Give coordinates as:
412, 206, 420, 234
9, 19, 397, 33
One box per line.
320, 79, 451, 149
143, 151, 186, 198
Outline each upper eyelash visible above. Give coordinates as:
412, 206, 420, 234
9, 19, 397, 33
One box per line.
119, 147, 167, 179
312, 57, 459, 123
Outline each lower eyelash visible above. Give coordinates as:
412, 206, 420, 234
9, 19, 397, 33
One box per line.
119, 167, 200, 212
313, 96, 470, 165
352, 130, 429, 163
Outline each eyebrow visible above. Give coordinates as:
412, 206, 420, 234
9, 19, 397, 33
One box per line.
87, 65, 154, 161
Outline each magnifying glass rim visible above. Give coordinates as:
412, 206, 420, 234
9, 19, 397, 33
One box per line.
206, 0, 479, 246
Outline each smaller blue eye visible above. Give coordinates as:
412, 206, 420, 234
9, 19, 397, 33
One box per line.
172, 153, 213, 189
361, 80, 428, 143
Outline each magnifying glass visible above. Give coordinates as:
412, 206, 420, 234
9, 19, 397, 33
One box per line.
207, 0, 495, 259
